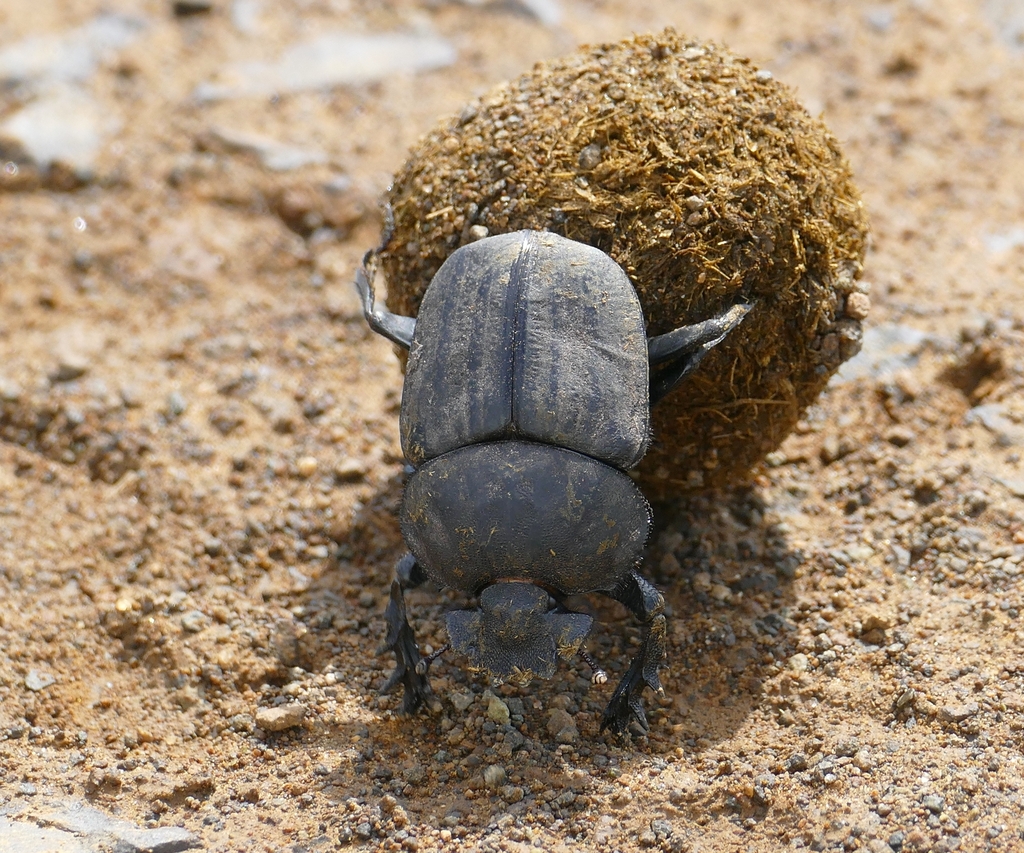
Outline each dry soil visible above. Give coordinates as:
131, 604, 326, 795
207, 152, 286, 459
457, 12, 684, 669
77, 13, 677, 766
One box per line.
2, 1, 1024, 852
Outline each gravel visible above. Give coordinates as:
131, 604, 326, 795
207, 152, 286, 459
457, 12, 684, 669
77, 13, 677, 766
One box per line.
2, 2, 1024, 852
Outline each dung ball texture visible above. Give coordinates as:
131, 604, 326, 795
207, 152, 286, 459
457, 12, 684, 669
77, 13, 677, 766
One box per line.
378, 29, 869, 498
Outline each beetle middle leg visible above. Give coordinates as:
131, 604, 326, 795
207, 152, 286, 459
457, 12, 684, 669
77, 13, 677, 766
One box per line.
380, 553, 439, 714
600, 570, 667, 734
647, 303, 750, 405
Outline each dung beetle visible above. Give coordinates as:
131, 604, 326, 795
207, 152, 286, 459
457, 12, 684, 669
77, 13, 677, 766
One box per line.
357, 229, 748, 733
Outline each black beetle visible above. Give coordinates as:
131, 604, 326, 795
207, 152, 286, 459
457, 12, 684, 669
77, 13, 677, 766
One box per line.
357, 229, 747, 733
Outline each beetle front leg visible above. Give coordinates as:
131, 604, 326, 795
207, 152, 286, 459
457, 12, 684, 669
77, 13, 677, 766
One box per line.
600, 570, 667, 735
355, 258, 417, 350
380, 553, 439, 714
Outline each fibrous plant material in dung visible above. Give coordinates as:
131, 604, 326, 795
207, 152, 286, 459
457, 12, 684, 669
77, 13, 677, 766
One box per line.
377, 28, 869, 498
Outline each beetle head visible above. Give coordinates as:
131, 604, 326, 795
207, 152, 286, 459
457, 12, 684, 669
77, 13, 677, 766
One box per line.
445, 582, 593, 687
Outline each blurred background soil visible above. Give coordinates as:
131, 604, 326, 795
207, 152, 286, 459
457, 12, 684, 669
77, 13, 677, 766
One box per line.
1, 1, 1024, 851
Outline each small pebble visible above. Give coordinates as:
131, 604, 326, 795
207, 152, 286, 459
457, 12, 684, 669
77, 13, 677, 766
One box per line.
51, 352, 90, 383
886, 426, 915, 447
486, 693, 510, 725
256, 703, 307, 732
296, 456, 318, 478
546, 708, 578, 744
0, 376, 21, 401
334, 458, 367, 482
450, 693, 474, 713
180, 610, 209, 633
821, 433, 856, 463
578, 143, 602, 170
483, 764, 506, 789
119, 384, 143, 407
166, 391, 188, 417
709, 583, 732, 603
861, 612, 893, 633
25, 670, 56, 692
504, 729, 526, 752
846, 544, 875, 562
651, 819, 673, 838
500, 785, 524, 803
938, 702, 979, 723
854, 749, 876, 772
788, 653, 810, 673
845, 291, 871, 320
865, 7, 895, 31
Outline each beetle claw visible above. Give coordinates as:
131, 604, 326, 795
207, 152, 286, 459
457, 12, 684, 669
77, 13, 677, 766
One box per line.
600, 670, 651, 735
600, 613, 666, 735
381, 580, 437, 714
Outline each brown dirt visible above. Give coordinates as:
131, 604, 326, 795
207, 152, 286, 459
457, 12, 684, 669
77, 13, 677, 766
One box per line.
2, 1, 1024, 852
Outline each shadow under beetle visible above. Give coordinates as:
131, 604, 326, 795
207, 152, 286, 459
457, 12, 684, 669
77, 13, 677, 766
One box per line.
357, 229, 748, 734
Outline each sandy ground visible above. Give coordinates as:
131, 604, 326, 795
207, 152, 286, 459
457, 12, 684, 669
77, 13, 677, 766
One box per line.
2, 1, 1024, 851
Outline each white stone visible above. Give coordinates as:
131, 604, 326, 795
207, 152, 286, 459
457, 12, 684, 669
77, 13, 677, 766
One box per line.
0, 13, 144, 88
207, 126, 329, 171
0, 85, 118, 172
195, 32, 456, 102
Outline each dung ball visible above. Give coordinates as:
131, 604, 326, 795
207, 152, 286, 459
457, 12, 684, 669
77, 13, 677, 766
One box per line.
377, 28, 869, 498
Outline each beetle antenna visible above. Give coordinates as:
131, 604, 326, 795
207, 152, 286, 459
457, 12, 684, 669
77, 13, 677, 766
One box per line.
415, 643, 450, 675
579, 649, 608, 685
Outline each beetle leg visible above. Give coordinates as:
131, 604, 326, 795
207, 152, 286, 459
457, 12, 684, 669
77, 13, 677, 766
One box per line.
600, 570, 667, 735
355, 260, 417, 350
647, 303, 751, 406
394, 550, 426, 588
378, 202, 396, 253
579, 649, 608, 685
380, 554, 438, 714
